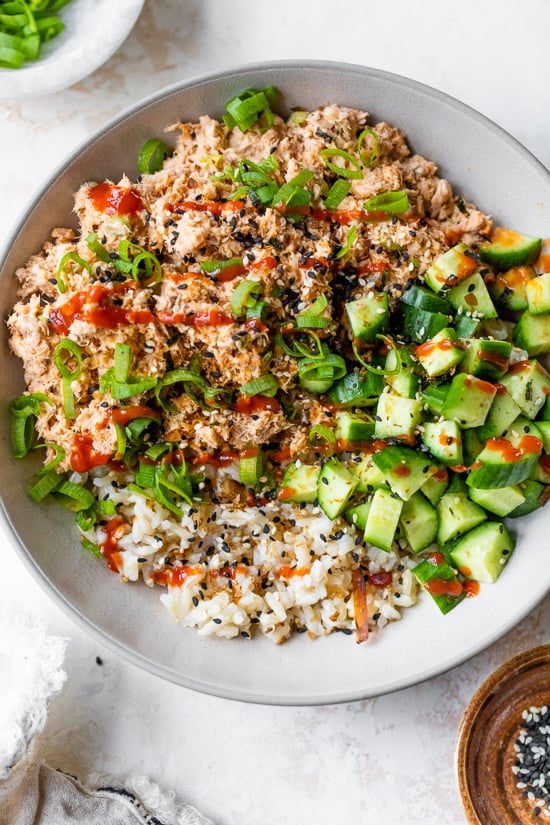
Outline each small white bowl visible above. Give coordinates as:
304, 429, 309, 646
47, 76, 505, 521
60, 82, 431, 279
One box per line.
0, 0, 145, 100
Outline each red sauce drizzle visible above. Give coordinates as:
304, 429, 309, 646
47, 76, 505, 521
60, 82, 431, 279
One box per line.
277, 565, 309, 579
485, 435, 542, 461
100, 516, 124, 572
369, 571, 393, 588
233, 395, 282, 414
70, 434, 111, 473
416, 337, 457, 359
152, 564, 203, 588
464, 580, 480, 598
88, 183, 143, 215
425, 578, 464, 598
110, 405, 158, 424
168, 200, 246, 216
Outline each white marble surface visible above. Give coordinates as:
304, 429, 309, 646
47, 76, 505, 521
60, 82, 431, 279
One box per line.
1, 1, 549, 822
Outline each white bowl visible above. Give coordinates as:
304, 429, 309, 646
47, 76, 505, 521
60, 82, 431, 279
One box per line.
0, 0, 144, 100
1, 61, 549, 705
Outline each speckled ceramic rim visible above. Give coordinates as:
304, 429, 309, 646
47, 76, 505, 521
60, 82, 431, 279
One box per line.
1, 60, 549, 705
456, 645, 550, 823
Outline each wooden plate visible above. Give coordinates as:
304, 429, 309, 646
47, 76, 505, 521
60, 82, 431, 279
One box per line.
457, 645, 550, 824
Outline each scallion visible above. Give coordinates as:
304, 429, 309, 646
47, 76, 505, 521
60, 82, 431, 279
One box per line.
57, 251, 92, 293
363, 190, 410, 215
240, 374, 278, 397
52, 479, 95, 512
335, 224, 358, 260
137, 138, 171, 175
238, 447, 263, 487
113, 342, 132, 383
320, 147, 363, 180
230, 279, 262, 316
323, 179, 351, 210
0, 0, 72, 69
9, 392, 50, 458
308, 424, 337, 452
357, 128, 379, 168
223, 86, 278, 133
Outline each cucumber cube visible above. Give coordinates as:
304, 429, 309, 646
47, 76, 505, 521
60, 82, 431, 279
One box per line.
441, 373, 497, 428
513, 312, 550, 356
363, 487, 403, 552
400, 284, 451, 314
468, 484, 526, 517
372, 445, 438, 501
401, 305, 450, 343
420, 469, 449, 505
436, 492, 487, 545
334, 410, 374, 444
399, 492, 438, 553
477, 387, 522, 441
345, 293, 388, 342
279, 463, 320, 503
374, 387, 423, 440
479, 228, 542, 270
317, 457, 358, 519
499, 359, 550, 418
448, 272, 498, 320
509, 480, 545, 517
526, 273, 550, 315
454, 313, 481, 338
327, 369, 383, 408
450, 522, 515, 582
412, 556, 465, 614
460, 338, 511, 381
422, 419, 463, 465
348, 454, 387, 493
415, 328, 464, 377
384, 346, 419, 398
423, 243, 478, 292
421, 382, 451, 416
466, 433, 542, 489
490, 265, 535, 311
345, 500, 372, 532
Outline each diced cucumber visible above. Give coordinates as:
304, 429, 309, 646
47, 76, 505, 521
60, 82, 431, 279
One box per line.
400, 284, 452, 314
460, 338, 511, 381
450, 522, 515, 582
415, 328, 465, 377
279, 462, 320, 503
441, 373, 496, 428
384, 346, 419, 398
535, 420, 550, 453
327, 369, 383, 408
421, 469, 449, 505
499, 359, 550, 419
447, 472, 468, 494
363, 487, 403, 552
508, 479, 545, 517
423, 243, 478, 292
447, 273, 498, 320
479, 227, 542, 270
454, 313, 481, 339
513, 312, 550, 357
399, 492, 438, 553
477, 387, 522, 441
374, 387, 423, 441
462, 428, 484, 466
531, 457, 550, 484
345, 293, 388, 342
334, 410, 375, 444
436, 492, 487, 545
421, 381, 451, 416
401, 305, 450, 343
466, 431, 542, 489
468, 484, 526, 517
413, 555, 465, 614
317, 457, 358, 519
372, 445, 438, 501
422, 419, 463, 465
490, 265, 535, 311
348, 454, 387, 493
526, 272, 550, 314
345, 500, 372, 532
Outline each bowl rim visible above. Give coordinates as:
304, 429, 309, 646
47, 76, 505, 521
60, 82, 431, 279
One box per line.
1, 59, 550, 705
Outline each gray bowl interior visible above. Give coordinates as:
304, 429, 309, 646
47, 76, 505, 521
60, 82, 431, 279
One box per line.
1, 61, 549, 704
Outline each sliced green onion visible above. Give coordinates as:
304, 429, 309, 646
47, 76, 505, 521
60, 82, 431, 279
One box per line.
239, 447, 263, 487
230, 279, 262, 316
114, 422, 127, 458
295, 294, 330, 329
61, 376, 75, 419
28, 469, 63, 503
53, 338, 82, 380
0, 1, 71, 68
110, 376, 158, 401
85, 232, 113, 263
224, 86, 278, 132
351, 336, 401, 375
9, 393, 50, 458
33, 442, 65, 476
363, 190, 410, 215
80, 537, 102, 558
357, 128, 379, 168
145, 443, 172, 461
289, 110, 308, 125
200, 257, 245, 277
240, 374, 278, 397
52, 479, 95, 512
114, 342, 132, 383
335, 224, 358, 260
320, 148, 363, 180
57, 251, 92, 293
135, 460, 158, 489
298, 351, 347, 393
137, 138, 171, 174
308, 425, 337, 452
323, 179, 351, 210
